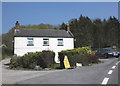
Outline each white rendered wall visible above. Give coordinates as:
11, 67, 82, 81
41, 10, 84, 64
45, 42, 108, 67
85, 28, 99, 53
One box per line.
14, 37, 74, 63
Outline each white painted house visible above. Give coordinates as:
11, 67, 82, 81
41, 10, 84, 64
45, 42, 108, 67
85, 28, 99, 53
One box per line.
14, 22, 74, 63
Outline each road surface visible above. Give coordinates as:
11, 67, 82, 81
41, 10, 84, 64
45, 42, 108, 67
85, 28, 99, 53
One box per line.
15, 58, 119, 85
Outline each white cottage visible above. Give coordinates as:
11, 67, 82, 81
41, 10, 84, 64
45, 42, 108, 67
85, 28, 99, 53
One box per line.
14, 22, 74, 63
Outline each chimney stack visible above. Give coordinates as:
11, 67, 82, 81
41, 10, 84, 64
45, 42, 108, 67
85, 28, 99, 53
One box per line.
66, 23, 70, 33
14, 21, 20, 34
66, 23, 74, 37
15, 21, 20, 29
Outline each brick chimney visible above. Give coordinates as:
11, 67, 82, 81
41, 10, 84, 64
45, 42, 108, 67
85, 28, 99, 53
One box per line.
66, 23, 74, 37
66, 23, 70, 32
15, 21, 20, 29
14, 21, 20, 34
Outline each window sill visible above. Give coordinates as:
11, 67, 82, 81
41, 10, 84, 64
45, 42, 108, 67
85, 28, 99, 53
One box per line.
43, 45, 49, 46
57, 45, 64, 46
27, 44, 34, 46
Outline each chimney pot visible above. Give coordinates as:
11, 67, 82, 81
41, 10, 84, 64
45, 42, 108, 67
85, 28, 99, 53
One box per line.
15, 21, 20, 29
14, 21, 20, 34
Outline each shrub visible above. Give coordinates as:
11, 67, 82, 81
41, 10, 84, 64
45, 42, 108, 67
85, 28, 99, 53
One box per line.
10, 50, 55, 69
87, 54, 99, 63
58, 47, 98, 68
2, 47, 13, 56
10, 55, 23, 68
41, 50, 55, 68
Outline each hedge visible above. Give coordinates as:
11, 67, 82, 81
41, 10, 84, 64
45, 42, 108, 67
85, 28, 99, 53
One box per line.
58, 47, 99, 68
10, 50, 55, 69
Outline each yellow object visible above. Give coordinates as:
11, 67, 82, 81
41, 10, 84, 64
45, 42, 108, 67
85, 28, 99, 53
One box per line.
63, 56, 71, 69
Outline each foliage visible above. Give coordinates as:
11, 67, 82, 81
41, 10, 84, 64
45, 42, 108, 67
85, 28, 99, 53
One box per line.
20, 24, 58, 30
10, 50, 55, 69
53, 63, 60, 69
2, 46, 13, 60
41, 50, 55, 68
2, 55, 12, 60
2, 28, 14, 56
2, 47, 13, 56
87, 54, 99, 63
58, 47, 99, 68
2, 15, 120, 57
60, 15, 119, 48
10, 56, 23, 68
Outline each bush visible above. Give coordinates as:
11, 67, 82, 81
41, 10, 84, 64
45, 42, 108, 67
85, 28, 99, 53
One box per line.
87, 54, 99, 63
2, 47, 13, 56
10, 50, 55, 69
58, 47, 99, 68
22, 52, 41, 69
41, 50, 55, 68
10, 55, 23, 68
2, 47, 13, 60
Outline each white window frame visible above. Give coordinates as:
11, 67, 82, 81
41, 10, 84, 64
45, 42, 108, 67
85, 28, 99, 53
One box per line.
57, 39, 63, 46
27, 37, 34, 46
43, 38, 49, 46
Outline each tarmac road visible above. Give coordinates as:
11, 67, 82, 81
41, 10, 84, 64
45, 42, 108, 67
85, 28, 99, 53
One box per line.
2, 58, 63, 84
16, 58, 119, 85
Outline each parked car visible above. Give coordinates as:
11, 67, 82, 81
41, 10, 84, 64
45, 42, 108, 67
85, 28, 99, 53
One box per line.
95, 48, 120, 58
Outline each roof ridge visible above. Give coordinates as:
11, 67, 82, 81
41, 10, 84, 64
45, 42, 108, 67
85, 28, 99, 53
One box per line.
19, 28, 66, 31
14, 28, 73, 38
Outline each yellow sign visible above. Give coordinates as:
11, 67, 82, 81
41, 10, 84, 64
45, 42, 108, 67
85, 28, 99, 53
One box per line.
63, 56, 71, 69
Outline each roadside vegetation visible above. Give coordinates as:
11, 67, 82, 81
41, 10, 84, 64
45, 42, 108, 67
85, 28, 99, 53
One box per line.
9, 47, 100, 70
10, 50, 55, 70
60, 15, 119, 48
59, 47, 99, 68
2, 47, 13, 60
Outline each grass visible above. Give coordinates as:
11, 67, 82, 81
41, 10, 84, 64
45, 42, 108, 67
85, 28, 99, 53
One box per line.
53, 63, 60, 69
8, 64, 61, 71
88, 60, 103, 66
2, 55, 12, 60
0, 57, 2, 61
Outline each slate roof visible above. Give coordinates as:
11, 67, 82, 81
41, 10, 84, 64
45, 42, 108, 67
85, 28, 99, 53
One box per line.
14, 29, 73, 38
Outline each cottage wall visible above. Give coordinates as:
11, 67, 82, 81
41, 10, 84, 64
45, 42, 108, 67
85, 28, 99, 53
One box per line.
14, 37, 74, 63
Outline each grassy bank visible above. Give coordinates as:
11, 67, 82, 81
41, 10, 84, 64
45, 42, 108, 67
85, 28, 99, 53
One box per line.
2, 55, 12, 60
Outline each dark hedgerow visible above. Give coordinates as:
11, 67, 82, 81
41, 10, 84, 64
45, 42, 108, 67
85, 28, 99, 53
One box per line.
10, 56, 23, 68
40, 50, 55, 68
58, 47, 99, 68
10, 50, 55, 69
87, 54, 99, 63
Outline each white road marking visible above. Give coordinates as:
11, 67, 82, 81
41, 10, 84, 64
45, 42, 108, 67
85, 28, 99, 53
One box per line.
108, 70, 113, 74
116, 61, 120, 65
101, 78, 109, 85
112, 66, 116, 69
101, 60, 119, 85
